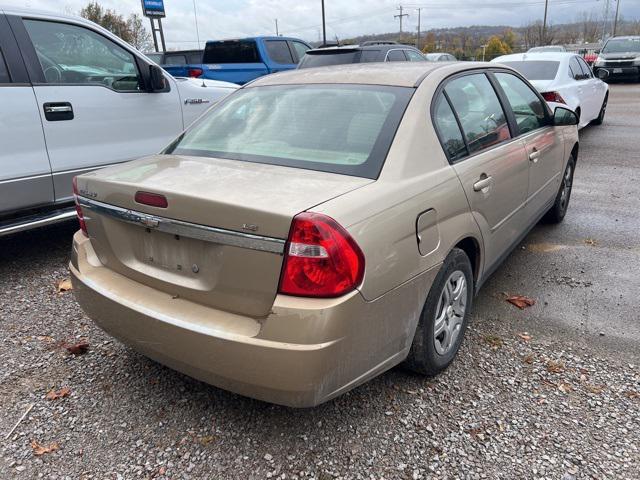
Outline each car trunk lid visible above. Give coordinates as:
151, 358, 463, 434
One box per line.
76, 154, 372, 317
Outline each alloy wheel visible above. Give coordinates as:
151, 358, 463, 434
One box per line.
433, 270, 467, 355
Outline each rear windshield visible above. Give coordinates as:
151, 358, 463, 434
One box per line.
298, 50, 361, 69
203, 40, 260, 64
602, 38, 640, 53
165, 84, 413, 179
499, 61, 560, 80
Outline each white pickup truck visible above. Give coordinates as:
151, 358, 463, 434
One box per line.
0, 7, 238, 236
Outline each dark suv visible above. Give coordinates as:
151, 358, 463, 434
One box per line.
298, 41, 426, 69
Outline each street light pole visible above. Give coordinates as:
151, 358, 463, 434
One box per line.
275, 18, 279, 36
613, 0, 621, 37
542, 0, 549, 45
416, 8, 422, 49
321, 0, 327, 46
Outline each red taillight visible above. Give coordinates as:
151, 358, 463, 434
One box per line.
187, 68, 203, 78
278, 212, 365, 298
72, 176, 88, 237
542, 91, 566, 104
134, 191, 168, 208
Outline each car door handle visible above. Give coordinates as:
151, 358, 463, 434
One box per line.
43, 102, 74, 121
473, 176, 493, 192
529, 150, 541, 162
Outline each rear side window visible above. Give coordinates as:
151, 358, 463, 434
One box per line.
405, 50, 425, 61
500, 61, 559, 80
360, 50, 381, 62
290, 41, 310, 62
203, 40, 260, 64
298, 51, 360, 68
445, 74, 511, 155
386, 50, 407, 62
265, 40, 294, 64
495, 72, 547, 135
577, 57, 592, 78
433, 93, 467, 162
0, 49, 10, 83
569, 57, 583, 79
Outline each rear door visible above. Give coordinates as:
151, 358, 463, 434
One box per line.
262, 39, 297, 72
492, 71, 564, 220
435, 72, 529, 270
0, 14, 53, 215
11, 15, 183, 204
577, 56, 605, 120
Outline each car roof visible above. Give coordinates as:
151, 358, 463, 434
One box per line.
248, 61, 487, 88
205, 36, 306, 43
0, 4, 98, 26
606, 35, 640, 40
306, 44, 420, 53
491, 52, 578, 62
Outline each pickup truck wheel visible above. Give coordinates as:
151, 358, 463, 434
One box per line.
544, 155, 575, 224
405, 248, 473, 376
591, 94, 608, 125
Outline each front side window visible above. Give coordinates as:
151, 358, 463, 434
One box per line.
0, 49, 10, 83
433, 93, 467, 162
386, 50, 407, 62
495, 72, 547, 135
445, 73, 511, 155
166, 84, 414, 179
265, 40, 294, 64
405, 50, 425, 62
24, 20, 141, 91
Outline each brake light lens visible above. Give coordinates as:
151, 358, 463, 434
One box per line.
187, 67, 203, 78
134, 191, 168, 208
278, 212, 365, 298
542, 91, 566, 104
72, 176, 88, 237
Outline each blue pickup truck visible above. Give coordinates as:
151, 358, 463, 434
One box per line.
148, 37, 312, 85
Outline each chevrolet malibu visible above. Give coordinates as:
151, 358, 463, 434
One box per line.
70, 63, 579, 407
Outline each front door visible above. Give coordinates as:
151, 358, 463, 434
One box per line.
15, 17, 183, 204
493, 72, 565, 220
435, 73, 530, 270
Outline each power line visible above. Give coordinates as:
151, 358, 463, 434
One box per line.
394, 5, 409, 34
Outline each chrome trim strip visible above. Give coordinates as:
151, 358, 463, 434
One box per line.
0, 209, 76, 237
78, 197, 286, 255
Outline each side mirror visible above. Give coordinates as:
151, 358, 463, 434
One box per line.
149, 65, 166, 91
597, 69, 610, 80
553, 106, 579, 126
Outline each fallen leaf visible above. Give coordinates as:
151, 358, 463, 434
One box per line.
65, 342, 89, 355
558, 382, 573, 393
625, 390, 640, 399
518, 332, 532, 342
198, 435, 215, 445
483, 335, 503, 350
46, 386, 71, 401
584, 238, 598, 247
506, 295, 536, 309
30, 440, 59, 456
585, 384, 605, 394
56, 279, 73, 293
546, 360, 565, 374
522, 354, 535, 364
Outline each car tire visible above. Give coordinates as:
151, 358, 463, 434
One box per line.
591, 94, 608, 125
405, 248, 473, 376
544, 155, 575, 224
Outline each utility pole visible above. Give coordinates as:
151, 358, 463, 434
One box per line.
416, 8, 422, 49
394, 5, 409, 35
601, 0, 611, 42
275, 18, 279, 36
192, 0, 201, 49
613, 0, 621, 37
321, 0, 327, 46
542, 0, 549, 45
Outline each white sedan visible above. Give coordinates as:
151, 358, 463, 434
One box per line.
492, 52, 609, 129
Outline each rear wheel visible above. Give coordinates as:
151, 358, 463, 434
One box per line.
544, 155, 575, 224
405, 248, 473, 376
591, 94, 608, 125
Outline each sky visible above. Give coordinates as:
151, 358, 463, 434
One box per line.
5, 0, 640, 48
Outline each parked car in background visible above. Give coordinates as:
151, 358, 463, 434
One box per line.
145, 49, 204, 78
70, 62, 579, 407
593, 36, 640, 82
527, 45, 566, 53
195, 36, 312, 84
425, 52, 457, 61
0, 7, 237, 236
298, 42, 426, 69
492, 52, 609, 129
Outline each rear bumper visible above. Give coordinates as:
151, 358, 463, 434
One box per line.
70, 232, 438, 407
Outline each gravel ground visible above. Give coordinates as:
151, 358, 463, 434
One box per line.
1, 85, 639, 480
